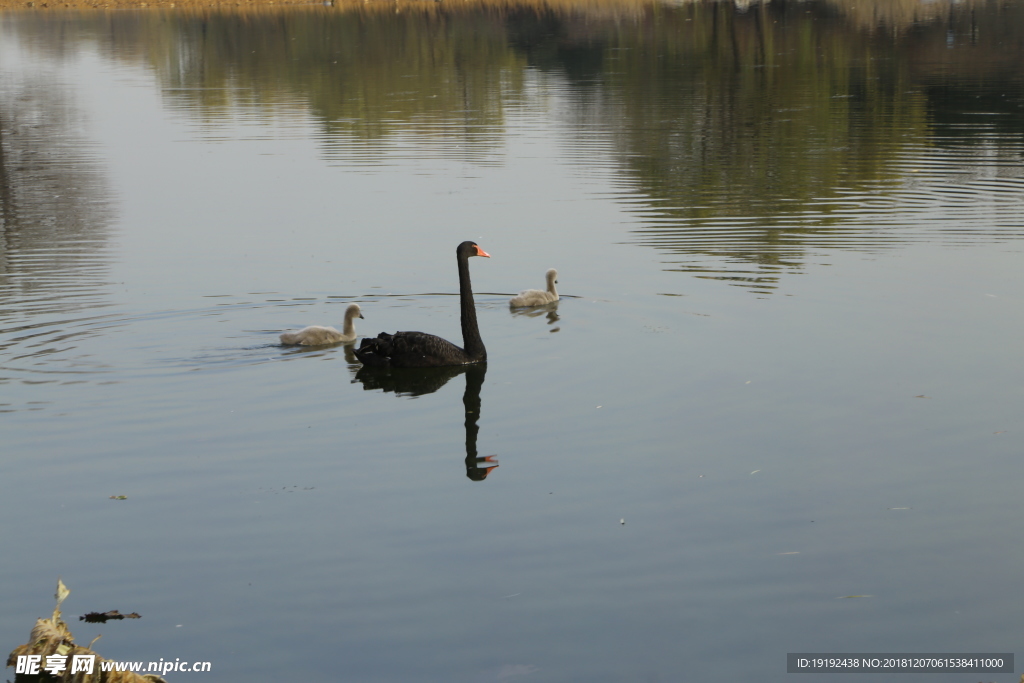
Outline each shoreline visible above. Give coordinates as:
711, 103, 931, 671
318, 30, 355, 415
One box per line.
0, 0, 323, 7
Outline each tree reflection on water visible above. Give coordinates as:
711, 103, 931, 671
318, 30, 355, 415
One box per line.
0, 62, 115, 320
6, 0, 1022, 295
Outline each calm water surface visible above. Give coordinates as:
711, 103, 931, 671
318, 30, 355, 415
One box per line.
2, 2, 1024, 681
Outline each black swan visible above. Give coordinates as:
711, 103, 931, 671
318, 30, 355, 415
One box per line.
280, 303, 363, 345
355, 241, 490, 368
509, 268, 558, 307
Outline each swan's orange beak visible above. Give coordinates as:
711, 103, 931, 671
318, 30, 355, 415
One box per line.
475, 246, 491, 258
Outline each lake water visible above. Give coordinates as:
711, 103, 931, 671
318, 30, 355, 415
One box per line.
2, 1, 1024, 681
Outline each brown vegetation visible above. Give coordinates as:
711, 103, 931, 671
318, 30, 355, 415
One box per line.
0, 0, 659, 12
6, 581, 162, 683
0, 0, 311, 8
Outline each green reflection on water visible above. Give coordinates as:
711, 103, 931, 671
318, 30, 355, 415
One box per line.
7, 0, 1023, 294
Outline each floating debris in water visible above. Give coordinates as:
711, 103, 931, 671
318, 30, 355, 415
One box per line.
80, 610, 142, 623
109, 495, 128, 500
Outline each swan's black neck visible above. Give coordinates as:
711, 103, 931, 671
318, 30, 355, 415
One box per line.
458, 248, 486, 361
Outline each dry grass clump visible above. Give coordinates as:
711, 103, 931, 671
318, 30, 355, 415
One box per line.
6, 580, 165, 683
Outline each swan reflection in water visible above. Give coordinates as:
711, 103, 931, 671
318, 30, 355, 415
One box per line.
509, 302, 559, 331
350, 363, 497, 481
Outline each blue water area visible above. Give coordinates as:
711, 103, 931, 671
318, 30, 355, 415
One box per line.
2, 3, 1024, 681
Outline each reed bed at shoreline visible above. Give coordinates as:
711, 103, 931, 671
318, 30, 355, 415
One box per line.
0, 0, 998, 27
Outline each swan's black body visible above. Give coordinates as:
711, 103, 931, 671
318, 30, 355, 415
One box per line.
355, 241, 489, 368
